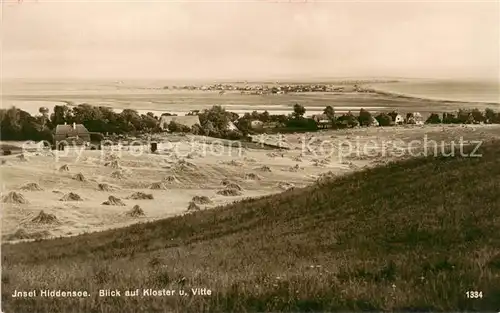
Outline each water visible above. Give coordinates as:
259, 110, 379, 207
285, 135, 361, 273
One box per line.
370, 80, 499, 104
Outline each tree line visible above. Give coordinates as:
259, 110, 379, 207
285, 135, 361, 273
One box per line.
1, 103, 499, 142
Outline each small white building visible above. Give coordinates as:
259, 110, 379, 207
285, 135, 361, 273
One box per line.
394, 114, 405, 125
250, 120, 264, 129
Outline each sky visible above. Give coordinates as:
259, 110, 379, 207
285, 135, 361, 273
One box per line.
2, 0, 499, 81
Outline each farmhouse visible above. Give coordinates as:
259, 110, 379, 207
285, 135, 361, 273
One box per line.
393, 114, 405, 125
54, 123, 91, 150
159, 115, 201, 131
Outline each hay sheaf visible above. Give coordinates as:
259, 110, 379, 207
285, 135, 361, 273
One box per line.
126, 205, 145, 217
163, 175, 179, 183
31, 210, 59, 224
97, 183, 115, 192
20, 182, 44, 191
17, 153, 28, 162
111, 171, 126, 179
104, 160, 121, 169
128, 192, 154, 200
5, 229, 51, 241
216, 188, 242, 197
2, 191, 29, 204
278, 182, 295, 190
102, 195, 126, 206
187, 201, 201, 211
257, 165, 272, 172
59, 164, 70, 172
191, 195, 212, 205
149, 182, 167, 190
72, 173, 87, 182
225, 183, 242, 191
60, 192, 83, 201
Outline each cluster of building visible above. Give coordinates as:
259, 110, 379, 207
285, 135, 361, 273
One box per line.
164, 82, 389, 95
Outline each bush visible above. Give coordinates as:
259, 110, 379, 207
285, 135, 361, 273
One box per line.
285, 118, 318, 131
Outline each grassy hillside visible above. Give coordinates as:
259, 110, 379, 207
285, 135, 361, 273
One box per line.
2, 141, 500, 312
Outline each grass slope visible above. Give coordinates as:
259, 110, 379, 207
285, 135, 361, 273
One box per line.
2, 142, 500, 312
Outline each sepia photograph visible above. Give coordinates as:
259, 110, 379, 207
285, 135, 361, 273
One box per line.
1, 0, 499, 312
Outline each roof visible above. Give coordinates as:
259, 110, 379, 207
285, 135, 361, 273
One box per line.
159, 115, 201, 129
54, 124, 90, 142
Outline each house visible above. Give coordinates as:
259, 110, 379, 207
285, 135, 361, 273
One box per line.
406, 112, 424, 125
54, 123, 91, 150
369, 116, 380, 127
159, 115, 201, 131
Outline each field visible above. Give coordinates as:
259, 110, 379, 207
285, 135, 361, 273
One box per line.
2, 135, 500, 312
3, 124, 500, 242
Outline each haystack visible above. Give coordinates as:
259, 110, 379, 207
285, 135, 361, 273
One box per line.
257, 165, 272, 172
191, 195, 212, 205
243, 157, 256, 163
20, 182, 43, 191
2, 191, 29, 204
225, 183, 242, 191
289, 164, 301, 172
104, 153, 120, 161
244, 173, 261, 180
128, 192, 154, 200
291, 156, 302, 162
149, 182, 167, 190
224, 160, 243, 166
17, 153, 28, 162
111, 171, 125, 179
163, 175, 179, 183
72, 173, 87, 182
126, 205, 145, 217
60, 192, 83, 201
221, 178, 231, 186
59, 164, 70, 172
216, 188, 242, 196
187, 201, 201, 211
1, 160, 8, 165
31, 210, 59, 224
105, 160, 121, 169
102, 195, 126, 206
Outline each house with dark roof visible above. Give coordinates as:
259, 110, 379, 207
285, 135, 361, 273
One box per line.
54, 123, 91, 150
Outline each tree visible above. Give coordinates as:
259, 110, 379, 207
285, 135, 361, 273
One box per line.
387, 111, 399, 122
485, 108, 497, 123
51, 105, 72, 127
471, 108, 485, 123
323, 106, 335, 122
425, 113, 441, 124
375, 113, 392, 126
358, 108, 373, 126
199, 106, 230, 131
292, 104, 306, 119
336, 112, 359, 128
442, 112, 458, 124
